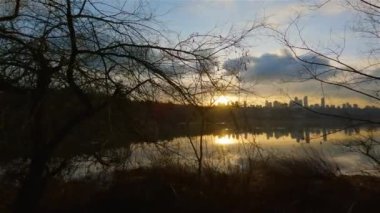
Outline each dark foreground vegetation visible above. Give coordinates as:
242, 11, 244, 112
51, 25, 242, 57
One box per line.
2, 92, 378, 161
1, 91, 380, 212
1, 158, 380, 213
1, 1, 379, 212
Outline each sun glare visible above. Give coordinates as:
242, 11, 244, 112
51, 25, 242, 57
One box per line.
215, 135, 235, 145
215, 96, 230, 105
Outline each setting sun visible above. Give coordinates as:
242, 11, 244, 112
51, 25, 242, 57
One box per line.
215, 96, 230, 105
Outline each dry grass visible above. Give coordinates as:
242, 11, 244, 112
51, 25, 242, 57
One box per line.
2, 153, 380, 213
35, 156, 380, 213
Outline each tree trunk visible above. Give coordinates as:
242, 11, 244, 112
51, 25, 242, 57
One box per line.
13, 151, 50, 213
198, 111, 205, 177
14, 74, 50, 213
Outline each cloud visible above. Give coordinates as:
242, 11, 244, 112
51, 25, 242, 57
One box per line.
265, 0, 348, 25
223, 49, 331, 82
224, 50, 379, 106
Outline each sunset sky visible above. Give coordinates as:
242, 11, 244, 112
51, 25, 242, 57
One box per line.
147, 0, 378, 107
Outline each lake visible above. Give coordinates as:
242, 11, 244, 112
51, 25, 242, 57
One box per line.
67, 125, 380, 179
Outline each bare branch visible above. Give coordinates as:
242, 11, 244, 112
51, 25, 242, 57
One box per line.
360, 0, 380, 9
0, 0, 20, 22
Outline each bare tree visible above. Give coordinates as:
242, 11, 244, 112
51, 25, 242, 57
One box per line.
274, 0, 380, 170
274, 0, 379, 118
0, 0, 260, 212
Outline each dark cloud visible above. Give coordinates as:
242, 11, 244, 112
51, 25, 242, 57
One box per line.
222, 50, 379, 106
223, 50, 331, 82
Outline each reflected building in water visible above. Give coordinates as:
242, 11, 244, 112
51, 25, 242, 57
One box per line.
214, 127, 362, 144
251, 127, 361, 143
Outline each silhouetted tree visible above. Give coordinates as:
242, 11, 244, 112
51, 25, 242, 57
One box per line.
275, 0, 379, 120
0, 0, 260, 212
277, 0, 380, 167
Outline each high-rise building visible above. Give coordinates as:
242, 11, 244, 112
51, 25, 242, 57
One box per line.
303, 96, 308, 107
321, 97, 325, 108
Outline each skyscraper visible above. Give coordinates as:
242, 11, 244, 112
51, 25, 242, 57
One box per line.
303, 96, 308, 107
321, 97, 325, 108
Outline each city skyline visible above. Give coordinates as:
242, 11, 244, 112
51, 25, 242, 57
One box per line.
220, 95, 374, 109
151, 0, 379, 107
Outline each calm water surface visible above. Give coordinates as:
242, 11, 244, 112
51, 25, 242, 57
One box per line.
70, 126, 380, 179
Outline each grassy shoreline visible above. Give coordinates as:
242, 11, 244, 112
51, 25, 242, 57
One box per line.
2, 157, 380, 213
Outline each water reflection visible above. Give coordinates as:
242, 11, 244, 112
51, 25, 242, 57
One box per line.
261, 127, 359, 143
147, 127, 378, 174
215, 135, 236, 145
36, 126, 380, 179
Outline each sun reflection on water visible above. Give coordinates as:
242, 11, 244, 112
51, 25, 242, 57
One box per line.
215, 135, 236, 145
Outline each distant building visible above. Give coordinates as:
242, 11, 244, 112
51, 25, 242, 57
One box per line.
273, 100, 286, 108
321, 97, 325, 108
343, 102, 352, 109
312, 104, 320, 108
303, 96, 308, 107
